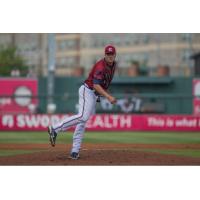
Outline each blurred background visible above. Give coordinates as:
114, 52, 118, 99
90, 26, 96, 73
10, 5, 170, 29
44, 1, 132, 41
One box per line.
0, 33, 200, 115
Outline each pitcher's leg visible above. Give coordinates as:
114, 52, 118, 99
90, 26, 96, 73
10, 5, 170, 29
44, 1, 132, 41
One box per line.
51, 85, 86, 134
52, 113, 84, 133
71, 93, 97, 155
48, 85, 85, 147
71, 122, 86, 153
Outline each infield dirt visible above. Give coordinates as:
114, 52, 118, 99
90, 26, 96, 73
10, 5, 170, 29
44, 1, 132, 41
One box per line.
0, 143, 200, 165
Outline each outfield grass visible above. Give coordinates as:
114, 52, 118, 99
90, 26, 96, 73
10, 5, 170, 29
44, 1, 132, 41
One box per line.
0, 131, 200, 158
0, 131, 200, 144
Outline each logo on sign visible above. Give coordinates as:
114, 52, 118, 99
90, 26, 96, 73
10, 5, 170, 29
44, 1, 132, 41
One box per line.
14, 86, 32, 107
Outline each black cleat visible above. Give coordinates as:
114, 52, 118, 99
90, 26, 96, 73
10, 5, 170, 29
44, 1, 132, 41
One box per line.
70, 152, 80, 160
48, 126, 57, 147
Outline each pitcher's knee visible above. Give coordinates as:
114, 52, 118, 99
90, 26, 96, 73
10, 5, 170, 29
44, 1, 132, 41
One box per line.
78, 115, 90, 123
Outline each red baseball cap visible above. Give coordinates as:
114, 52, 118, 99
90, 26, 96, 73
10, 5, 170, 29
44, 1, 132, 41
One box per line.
105, 45, 116, 54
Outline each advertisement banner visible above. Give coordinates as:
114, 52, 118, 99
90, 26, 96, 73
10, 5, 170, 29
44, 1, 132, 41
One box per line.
193, 79, 200, 115
0, 114, 200, 131
193, 79, 200, 96
193, 98, 200, 115
0, 78, 38, 114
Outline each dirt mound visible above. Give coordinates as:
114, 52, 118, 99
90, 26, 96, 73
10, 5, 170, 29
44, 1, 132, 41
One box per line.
0, 143, 200, 165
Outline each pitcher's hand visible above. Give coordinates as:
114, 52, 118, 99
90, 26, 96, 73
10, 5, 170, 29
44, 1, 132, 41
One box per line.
108, 96, 117, 104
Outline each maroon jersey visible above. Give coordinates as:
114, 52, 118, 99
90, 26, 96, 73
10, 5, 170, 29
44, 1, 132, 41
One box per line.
84, 59, 116, 90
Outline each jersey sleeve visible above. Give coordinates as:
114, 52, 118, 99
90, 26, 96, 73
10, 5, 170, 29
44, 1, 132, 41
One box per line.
93, 64, 104, 84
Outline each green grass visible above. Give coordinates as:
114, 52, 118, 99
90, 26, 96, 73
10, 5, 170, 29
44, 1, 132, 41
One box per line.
83, 132, 200, 144
0, 150, 43, 157
0, 131, 200, 158
0, 131, 200, 144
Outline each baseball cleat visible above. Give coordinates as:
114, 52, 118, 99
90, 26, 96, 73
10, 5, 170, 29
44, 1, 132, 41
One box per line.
70, 152, 80, 160
48, 126, 57, 147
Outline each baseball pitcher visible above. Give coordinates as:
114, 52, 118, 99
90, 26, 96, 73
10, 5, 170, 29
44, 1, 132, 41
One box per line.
48, 45, 117, 159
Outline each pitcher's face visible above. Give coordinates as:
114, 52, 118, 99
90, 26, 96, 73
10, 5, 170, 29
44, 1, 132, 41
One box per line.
105, 53, 116, 65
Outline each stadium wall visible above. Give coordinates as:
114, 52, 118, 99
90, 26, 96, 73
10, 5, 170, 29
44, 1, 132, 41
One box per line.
38, 77, 193, 114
